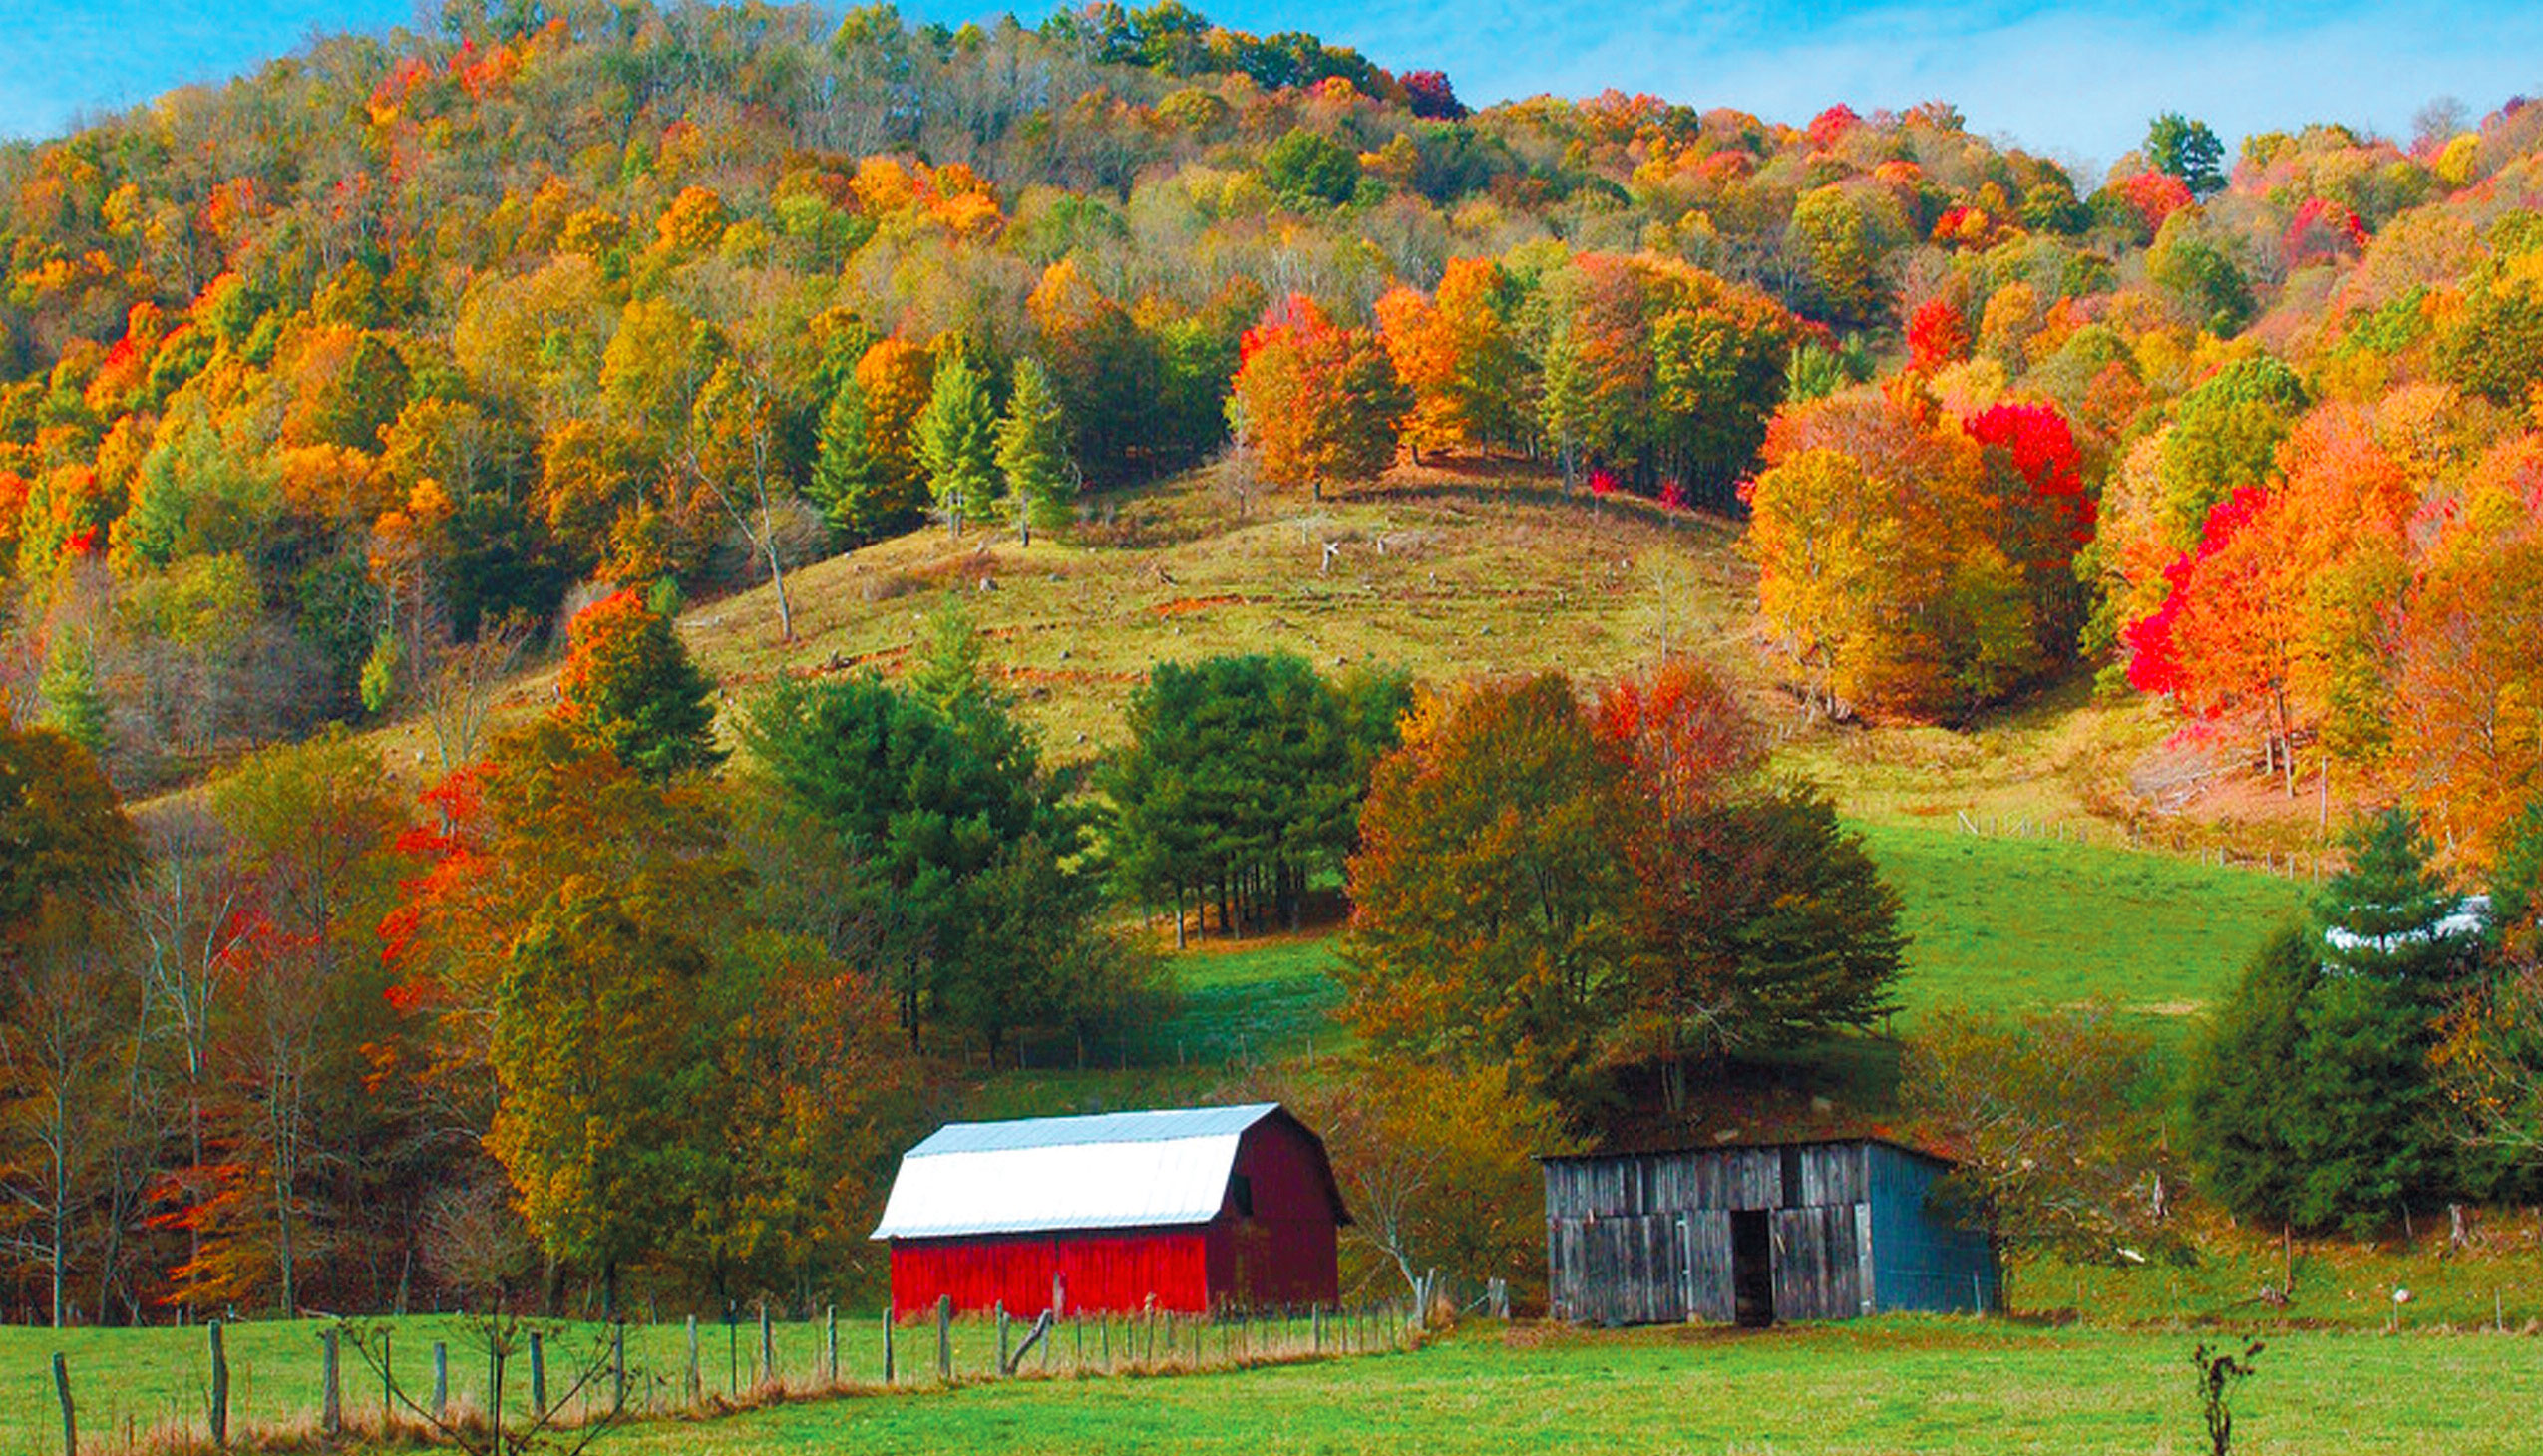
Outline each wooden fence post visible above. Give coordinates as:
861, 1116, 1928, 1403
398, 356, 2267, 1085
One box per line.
485, 1330, 502, 1450
826, 1304, 838, 1386
882, 1303, 895, 1386
996, 1302, 1009, 1377
759, 1304, 775, 1390
431, 1341, 449, 1422
528, 1330, 546, 1418
935, 1295, 952, 1381
53, 1352, 75, 1456
380, 1328, 395, 1429
208, 1320, 229, 1447
320, 1326, 343, 1437
611, 1322, 626, 1413
684, 1315, 702, 1407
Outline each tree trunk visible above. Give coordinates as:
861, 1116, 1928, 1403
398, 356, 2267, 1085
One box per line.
274, 1097, 295, 1317
765, 538, 794, 642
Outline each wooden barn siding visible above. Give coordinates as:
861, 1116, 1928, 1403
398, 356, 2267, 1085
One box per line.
1546, 1211, 1736, 1325
1769, 1205, 1864, 1320
1543, 1144, 1868, 1221
1865, 1143, 2002, 1314
1546, 1145, 1875, 1323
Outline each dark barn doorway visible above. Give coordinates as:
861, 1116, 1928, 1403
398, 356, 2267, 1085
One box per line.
1730, 1210, 1775, 1327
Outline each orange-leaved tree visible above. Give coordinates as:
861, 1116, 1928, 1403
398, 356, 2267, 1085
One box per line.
1230, 293, 1406, 500
2391, 433, 2543, 859
1374, 257, 1524, 463
1744, 384, 2039, 721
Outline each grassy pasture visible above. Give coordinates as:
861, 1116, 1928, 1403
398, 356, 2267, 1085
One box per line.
10, 1314, 2540, 1456
591, 1320, 2539, 1456
0, 1310, 1389, 1455
1859, 820, 2308, 1034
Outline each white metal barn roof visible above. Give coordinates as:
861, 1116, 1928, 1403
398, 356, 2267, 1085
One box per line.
870, 1103, 1283, 1241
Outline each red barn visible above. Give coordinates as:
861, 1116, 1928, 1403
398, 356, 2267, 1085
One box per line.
871, 1102, 1350, 1315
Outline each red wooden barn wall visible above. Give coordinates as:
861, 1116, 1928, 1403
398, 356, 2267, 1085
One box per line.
891, 1229, 1211, 1314
889, 1117, 1344, 1315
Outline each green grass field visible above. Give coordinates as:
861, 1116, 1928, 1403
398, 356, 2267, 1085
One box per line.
584, 1321, 2543, 1456
1859, 820, 2308, 1031
11, 1313, 2539, 1456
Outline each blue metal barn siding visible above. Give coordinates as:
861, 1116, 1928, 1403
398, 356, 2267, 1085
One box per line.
1866, 1142, 2001, 1314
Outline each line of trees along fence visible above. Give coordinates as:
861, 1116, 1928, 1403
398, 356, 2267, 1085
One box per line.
31, 1304, 1422, 1453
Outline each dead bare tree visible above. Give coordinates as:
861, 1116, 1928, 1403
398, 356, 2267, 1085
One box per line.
342, 1311, 636, 1456
688, 356, 802, 641
118, 804, 250, 1286
423, 613, 536, 776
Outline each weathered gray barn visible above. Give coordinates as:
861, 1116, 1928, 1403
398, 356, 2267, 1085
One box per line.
1543, 1138, 1999, 1326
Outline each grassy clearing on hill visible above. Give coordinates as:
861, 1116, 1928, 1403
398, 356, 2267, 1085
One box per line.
308, 461, 2352, 882
350, 465, 1755, 788
1860, 820, 2308, 1033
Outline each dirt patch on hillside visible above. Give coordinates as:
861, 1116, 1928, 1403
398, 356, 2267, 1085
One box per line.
1152, 594, 1248, 616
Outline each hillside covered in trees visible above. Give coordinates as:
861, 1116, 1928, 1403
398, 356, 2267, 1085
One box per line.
0, 0, 2533, 834
4, 0, 2543, 1331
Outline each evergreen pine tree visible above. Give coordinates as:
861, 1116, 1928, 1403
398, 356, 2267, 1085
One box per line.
809, 379, 915, 542
37, 633, 109, 759
556, 590, 725, 782
916, 352, 998, 537
2292, 809, 2483, 1227
2322, 808, 2477, 985
2185, 925, 2317, 1225
995, 358, 1075, 547
2188, 810, 2479, 1233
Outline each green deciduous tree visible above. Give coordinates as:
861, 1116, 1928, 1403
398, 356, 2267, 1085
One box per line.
1261, 127, 1362, 208
2149, 212, 2256, 334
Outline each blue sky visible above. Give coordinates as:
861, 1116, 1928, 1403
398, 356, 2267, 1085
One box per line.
3, 1, 2537, 174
